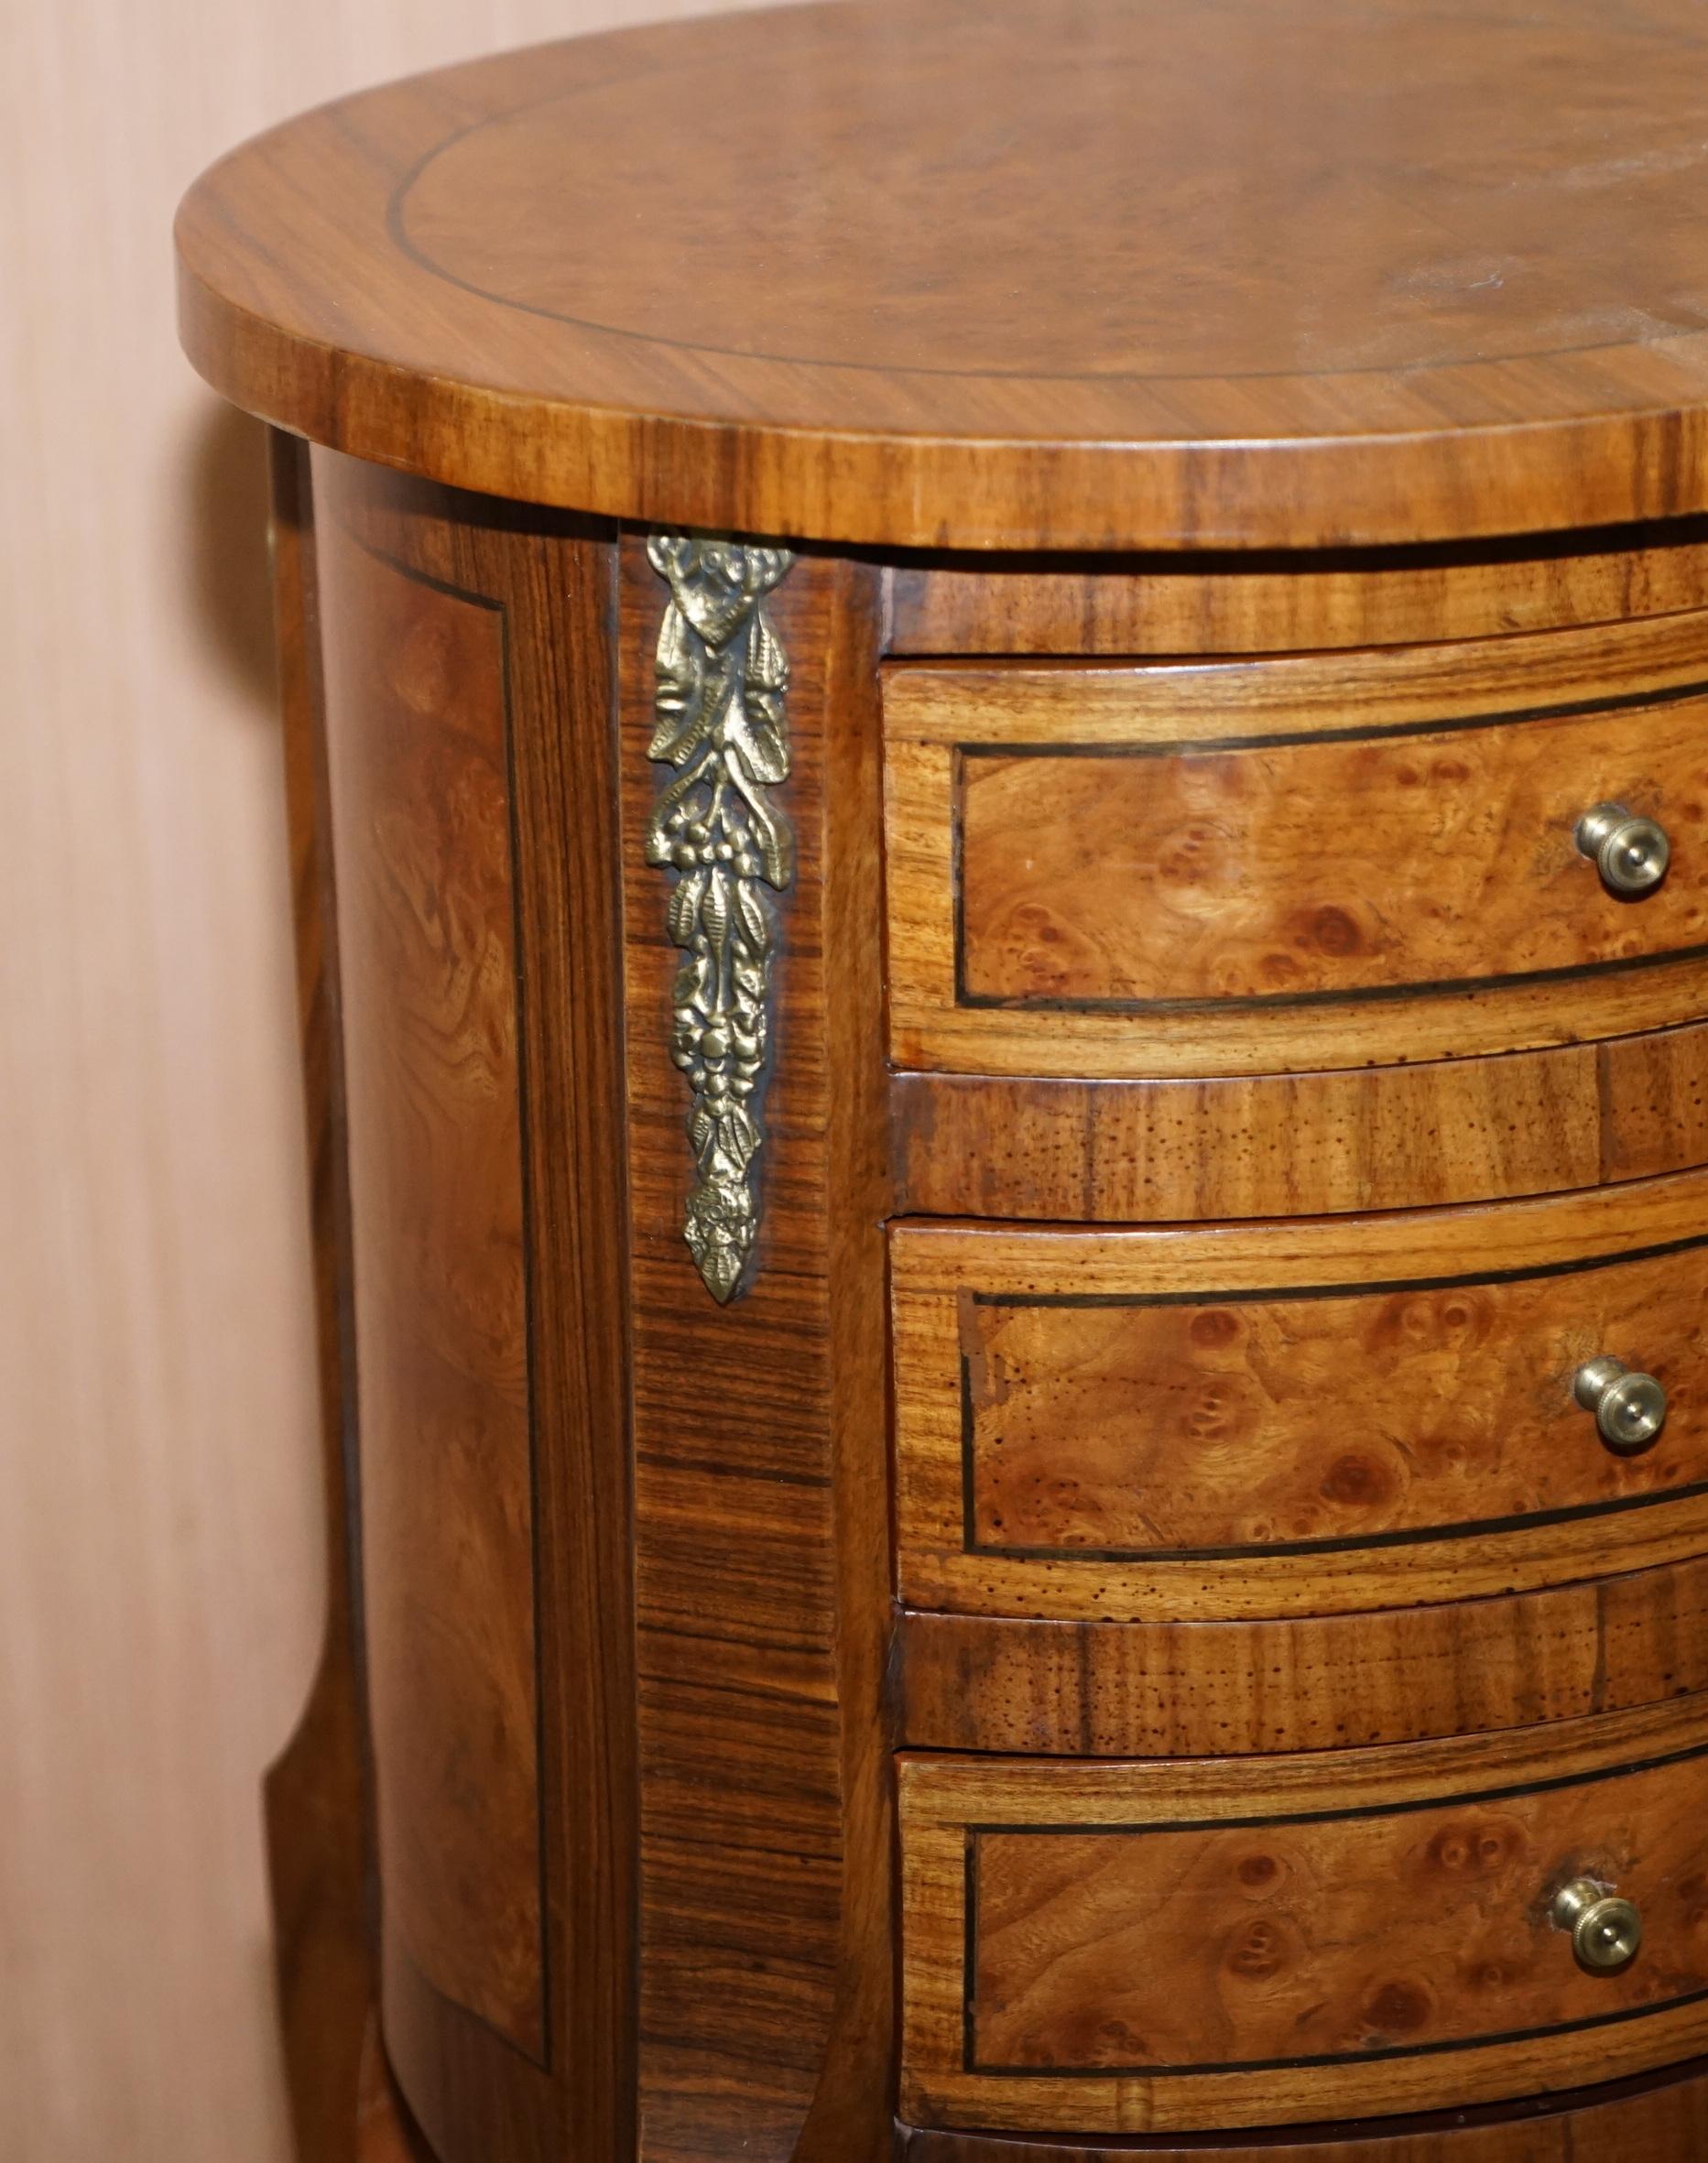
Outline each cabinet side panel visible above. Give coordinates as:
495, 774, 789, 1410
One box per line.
313, 451, 636, 2163
502, 491, 636, 2163
317, 496, 546, 2059
621, 539, 890, 2161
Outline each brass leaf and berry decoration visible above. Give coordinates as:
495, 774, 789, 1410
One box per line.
645, 538, 794, 1303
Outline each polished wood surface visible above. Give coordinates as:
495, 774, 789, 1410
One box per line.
617, 538, 894, 2163
797, 547, 904, 2163
497, 515, 640, 2163
173, 22, 1708, 2155
263, 431, 373, 2163
898, 2056, 1708, 2159
270, 492, 1708, 2157
952, 1246, 1706, 1560
895, 1173, 1708, 1620
886, 611, 1708, 1078
891, 1019, 1708, 1223
887, 524, 1708, 657
897, 1555, 1708, 1757
956, 702, 1704, 1018
295, 499, 1708, 2154
318, 475, 545, 2058
899, 1697, 1708, 2136
975, 1763, 1701, 2074
356, 2025, 431, 2163
312, 457, 636, 2163
177, 0, 1708, 550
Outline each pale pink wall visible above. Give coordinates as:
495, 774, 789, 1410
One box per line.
0, 4, 771, 2157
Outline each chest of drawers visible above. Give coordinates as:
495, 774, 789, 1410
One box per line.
178, 1, 1708, 2156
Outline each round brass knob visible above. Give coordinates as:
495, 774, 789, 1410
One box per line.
1551, 1878, 1643, 1972
1576, 802, 1670, 895
1573, 1356, 1668, 1452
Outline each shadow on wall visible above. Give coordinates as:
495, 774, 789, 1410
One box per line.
183, 398, 280, 719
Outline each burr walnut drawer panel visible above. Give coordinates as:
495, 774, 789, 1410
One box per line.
891, 1171, 1708, 1623
881, 613, 1708, 1080
898, 1699, 1708, 2137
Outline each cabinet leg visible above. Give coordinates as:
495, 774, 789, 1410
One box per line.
265, 426, 375, 2163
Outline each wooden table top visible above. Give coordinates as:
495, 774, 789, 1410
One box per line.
176, 0, 1708, 550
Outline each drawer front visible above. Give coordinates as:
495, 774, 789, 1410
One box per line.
884, 613, 1708, 1079
894, 1172, 1708, 1620
887, 525, 1708, 659
899, 1701, 1708, 2135
889, 1024, 1708, 1225
900, 2059, 1708, 2163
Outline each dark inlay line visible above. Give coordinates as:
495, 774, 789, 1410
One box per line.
957, 940, 1708, 1018
963, 1476, 1708, 1565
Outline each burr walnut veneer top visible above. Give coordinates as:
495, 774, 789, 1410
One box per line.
178, 0, 1708, 549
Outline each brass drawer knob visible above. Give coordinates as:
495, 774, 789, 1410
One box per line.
1576, 802, 1670, 895
1573, 1356, 1668, 1451
1551, 1878, 1643, 1971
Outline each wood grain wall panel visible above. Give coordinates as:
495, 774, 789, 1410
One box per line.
316, 489, 546, 2060
619, 538, 892, 2163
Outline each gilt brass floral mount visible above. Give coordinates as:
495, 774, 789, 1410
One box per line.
646, 538, 794, 1302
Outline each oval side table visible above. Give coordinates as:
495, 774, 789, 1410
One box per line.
178, 3, 1708, 2158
